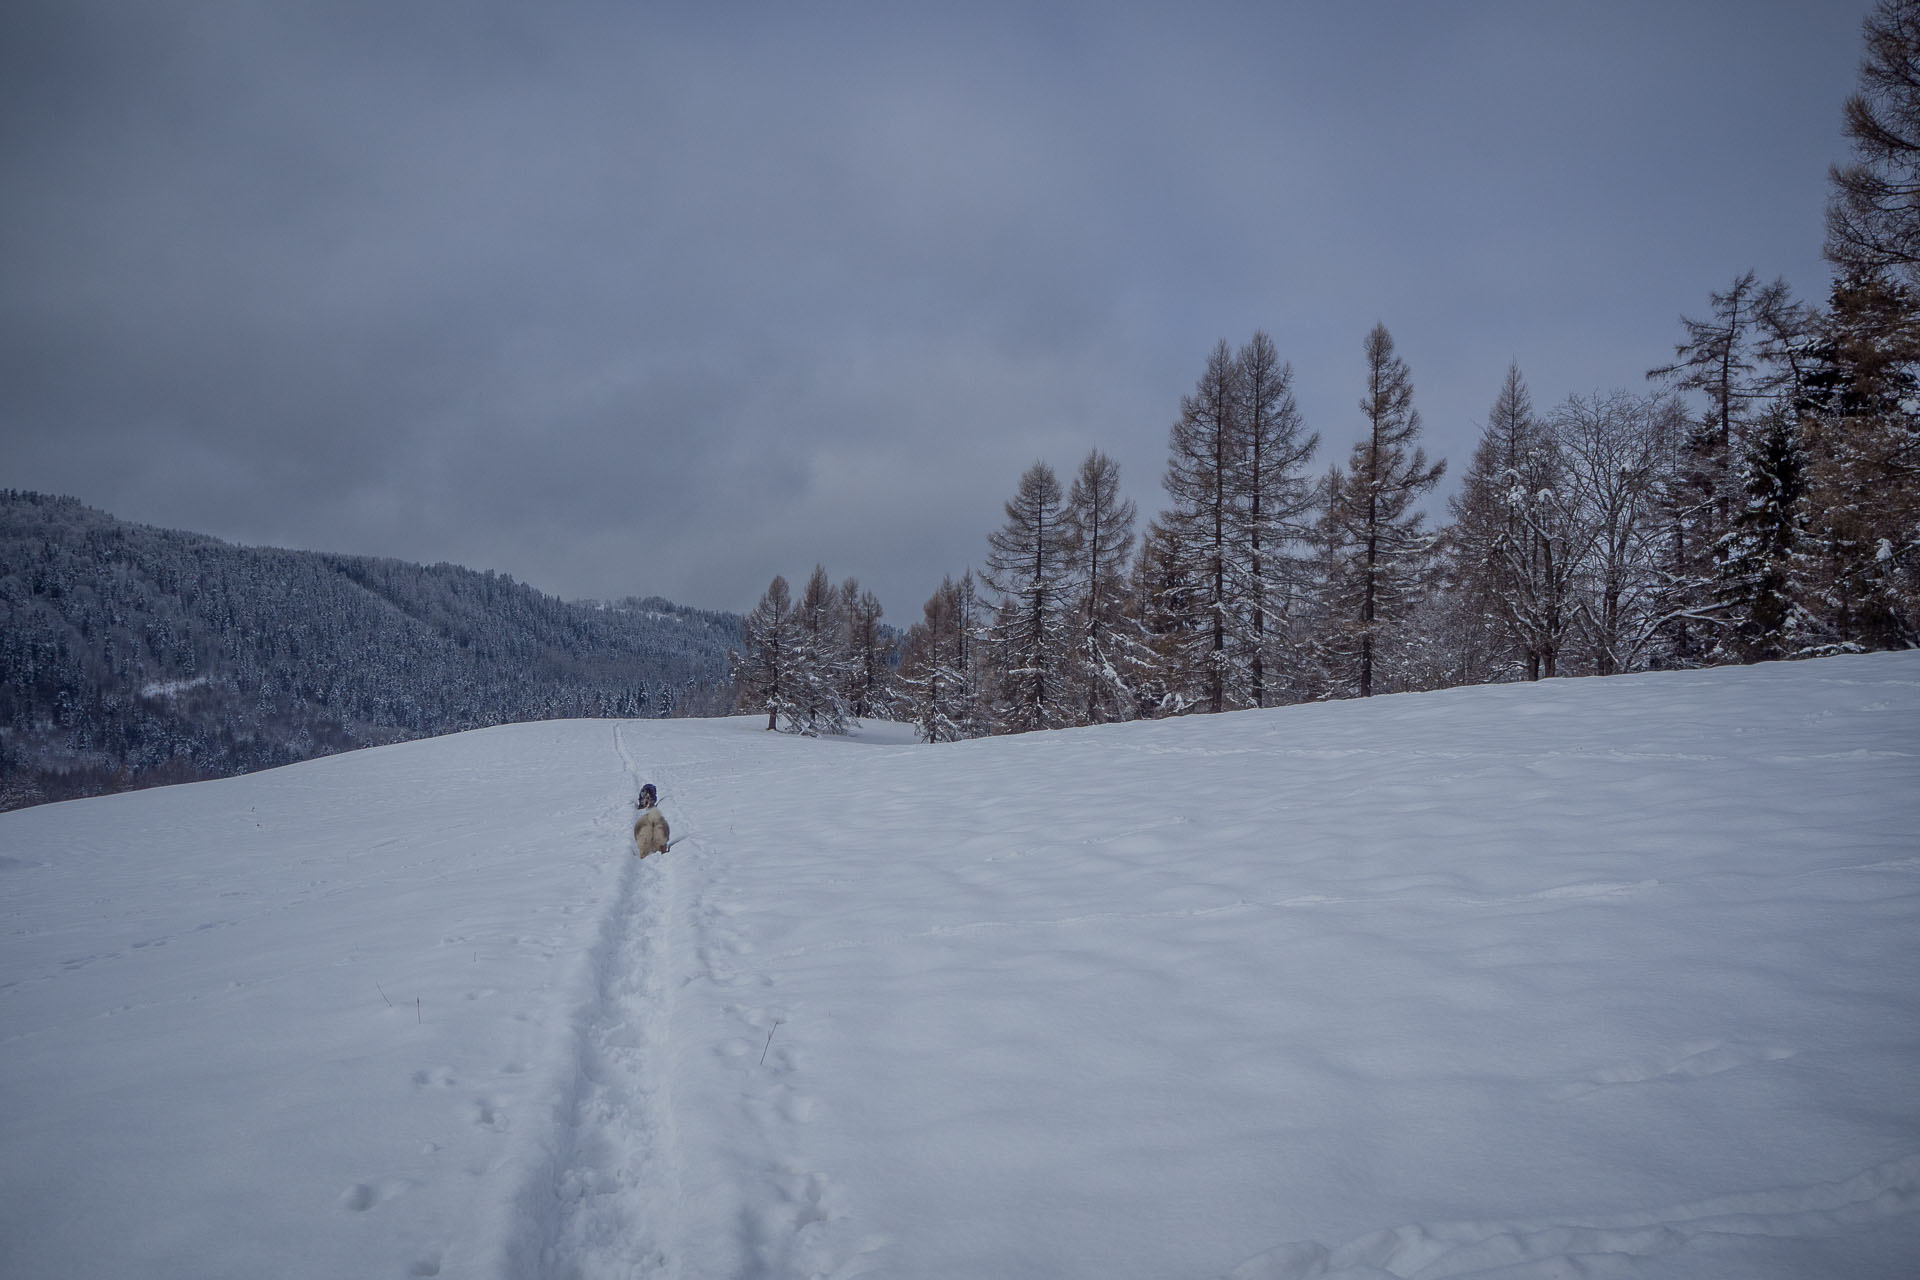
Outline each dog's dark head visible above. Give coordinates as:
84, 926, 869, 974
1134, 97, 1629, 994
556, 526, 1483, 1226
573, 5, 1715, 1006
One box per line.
637, 783, 658, 810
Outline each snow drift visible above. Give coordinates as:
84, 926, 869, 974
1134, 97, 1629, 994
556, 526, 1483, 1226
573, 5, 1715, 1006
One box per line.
2, 654, 1917, 1279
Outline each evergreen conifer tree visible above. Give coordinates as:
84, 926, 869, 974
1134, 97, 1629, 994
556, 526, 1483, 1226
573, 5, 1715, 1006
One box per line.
1715, 407, 1810, 661
1797, 268, 1920, 647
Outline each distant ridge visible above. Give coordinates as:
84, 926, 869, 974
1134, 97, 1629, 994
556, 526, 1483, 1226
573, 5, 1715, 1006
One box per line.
0, 491, 742, 809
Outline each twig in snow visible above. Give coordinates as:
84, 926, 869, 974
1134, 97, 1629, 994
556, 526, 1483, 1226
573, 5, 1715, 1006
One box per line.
377, 982, 393, 1008
759, 1018, 785, 1066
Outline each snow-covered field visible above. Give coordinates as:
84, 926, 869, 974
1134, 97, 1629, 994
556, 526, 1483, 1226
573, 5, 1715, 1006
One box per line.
3, 654, 1918, 1279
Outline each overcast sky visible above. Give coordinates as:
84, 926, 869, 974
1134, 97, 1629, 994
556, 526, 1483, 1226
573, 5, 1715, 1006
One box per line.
0, 1, 1875, 619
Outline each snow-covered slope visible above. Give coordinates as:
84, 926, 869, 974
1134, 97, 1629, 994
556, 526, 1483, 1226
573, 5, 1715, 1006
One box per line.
3, 655, 1917, 1279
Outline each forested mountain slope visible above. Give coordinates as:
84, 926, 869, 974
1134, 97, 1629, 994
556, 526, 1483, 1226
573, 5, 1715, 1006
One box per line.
0, 491, 740, 808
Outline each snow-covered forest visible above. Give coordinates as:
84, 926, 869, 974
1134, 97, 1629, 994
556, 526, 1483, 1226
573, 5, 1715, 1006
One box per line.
738, 277, 1919, 742
735, 6, 1920, 743
0, 492, 741, 810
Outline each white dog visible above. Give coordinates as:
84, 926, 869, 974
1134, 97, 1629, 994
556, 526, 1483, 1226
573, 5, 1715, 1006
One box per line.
633, 783, 671, 856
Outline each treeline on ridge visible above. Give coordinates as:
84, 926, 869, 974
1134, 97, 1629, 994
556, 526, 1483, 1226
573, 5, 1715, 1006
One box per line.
731, 2, 1919, 741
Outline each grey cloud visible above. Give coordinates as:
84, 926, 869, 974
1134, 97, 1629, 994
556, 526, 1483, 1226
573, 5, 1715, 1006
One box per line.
0, 0, 1875, 619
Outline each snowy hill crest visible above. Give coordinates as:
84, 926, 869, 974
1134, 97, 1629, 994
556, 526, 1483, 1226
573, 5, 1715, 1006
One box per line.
1, 654, 1916, 1278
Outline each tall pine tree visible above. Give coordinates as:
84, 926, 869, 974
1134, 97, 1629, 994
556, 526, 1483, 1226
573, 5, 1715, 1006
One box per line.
792, 565, 851, 735
1715, 406, 1810, 661
734, 575, 800, 730
1797, 268, 1920, 647
1061, 449, 1144, 725
1161, 341, 1242, 713
897, 573, 985, 742
1449, 365, 1577, 679
1128, 517, 1205, 716
983, 462, 1074, 733
837, 577, 891, 721
1649, 272, 1797, 660
1827, 0, 1920, 286
1232, 332, 1320, 706
1321, 324, 1446, 697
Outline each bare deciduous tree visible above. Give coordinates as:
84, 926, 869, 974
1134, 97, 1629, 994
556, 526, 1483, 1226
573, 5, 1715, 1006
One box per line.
1322, 324, 1445, 697
983, 461, 1074, 733
1554, 391, 1687, 675
1062, 450, 1142, 724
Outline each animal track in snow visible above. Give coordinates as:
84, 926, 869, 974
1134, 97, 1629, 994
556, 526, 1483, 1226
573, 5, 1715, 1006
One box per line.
778, 1086, 817, 1124
738, 1163, 891, 1280
338, 1178, 413, 1212
472, 1097, 508, 1131
779, 1167, 830, 1228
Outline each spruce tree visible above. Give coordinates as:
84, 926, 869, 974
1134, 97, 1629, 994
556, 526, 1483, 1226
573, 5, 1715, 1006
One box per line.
1715, 407, 1809, 661
1797, 268, 1920, 647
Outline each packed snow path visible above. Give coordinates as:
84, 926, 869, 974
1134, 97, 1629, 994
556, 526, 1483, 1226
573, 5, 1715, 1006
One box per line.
3, 654, 1919, 1278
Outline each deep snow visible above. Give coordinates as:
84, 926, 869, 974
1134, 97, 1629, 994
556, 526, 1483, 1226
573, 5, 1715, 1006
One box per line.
2, 654, 1917, 1279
